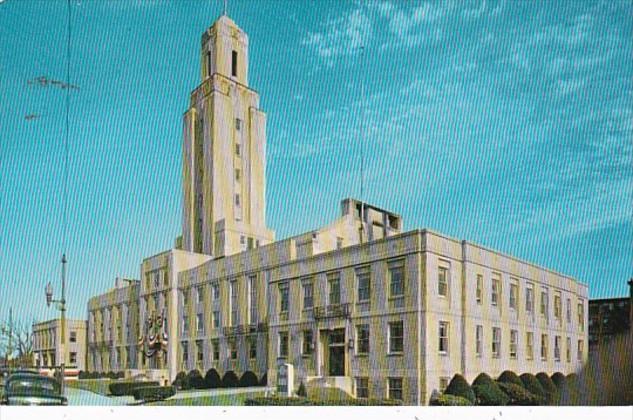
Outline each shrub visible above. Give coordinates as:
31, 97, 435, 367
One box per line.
472, 373, 495, 387
132, 385, 176, 402
551, 372, 567, 389
172, 371, 189, 390
297, 381, 307, 397
106, 371, 118, 380
239, 371, 259, 388
109, 381, 159, 396
117, 371, 126, 379
497, 370, 523, 387
497, 381, 541, 405
187, 369, 205, 389
566, 372, 578, 385
519, 373, 547, 404
204, 369, 222, 389
244, 396, 401, 406
222, 370, 240, 388
444, 374, 476, 403
259, 373, 268, 386
430, 394, 472, 406
472, 383, 510, 406
536, 372, 558, 403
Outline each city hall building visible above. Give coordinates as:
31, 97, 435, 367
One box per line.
85, 15, 589, 404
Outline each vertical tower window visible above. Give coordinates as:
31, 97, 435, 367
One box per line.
206, 51, 211, 77
231, 50, 238, 77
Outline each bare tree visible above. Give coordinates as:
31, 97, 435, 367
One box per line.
0, 318, 34, 363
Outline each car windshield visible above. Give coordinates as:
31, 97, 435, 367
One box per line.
7, 376, 60, 396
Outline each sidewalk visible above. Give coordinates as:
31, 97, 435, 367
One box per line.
169, 386, 273, 400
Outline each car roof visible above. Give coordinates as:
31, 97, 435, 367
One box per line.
8, 373, 57, 382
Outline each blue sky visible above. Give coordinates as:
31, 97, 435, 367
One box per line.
1, 0, 631, 324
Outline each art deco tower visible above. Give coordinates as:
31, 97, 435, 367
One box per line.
182, 15, 274, 257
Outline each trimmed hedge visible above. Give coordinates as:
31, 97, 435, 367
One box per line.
259, 373, 267, 386
222, 370, 240, 388
519, 373, 547, 404
239, 371, 259, 388
204, 369, 222, 389
551, 372, 567, 389
498, 370, 523, 387
132, 385, 176, 402
430, 394, 472, 406
187, 369, 205, 389
444, 374, 476, 403
472, 383, 510, 406
244, 396, 401, 406
536, 372, 558, 403
472, 373, 495, 387
172, 371, 189, 390
109, 381, 159, 396
297, 381, 307, 397
496, 381, 541, 406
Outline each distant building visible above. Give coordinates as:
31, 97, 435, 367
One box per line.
589, 296, 631, 350
32, 318, 87, 371
84, 14, 590, 404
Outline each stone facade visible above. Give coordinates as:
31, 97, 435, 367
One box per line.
32, 318, 87, 371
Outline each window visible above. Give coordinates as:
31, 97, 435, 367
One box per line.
230, 280, 238, 326
389, 321, 403, 353
231, 50, 238, 77
438, 266, 449, 297
196, 313, 204, 334
388, 377, 403, 401
492, 327, 501, 358
302, 281, 314, 310
577, 339, 584, 361
356, 268, 371, 303
541, 289, 549, 317
328, 272, 341, 305
230, 341, 237, 360
578, 301, 584, 331
235, 194, 240, 207
70, 352, 77, 365
279, 332, 288, 358
164, 270, 169, 286
212, 311, 220, 329
541, 334, 548, 360
154, 272, 159, 288
510, 330, 518, 359
249, 275, 257, 324
336, 237, 343, 249
212, 339, 219, 361
439, 377, 450, 393
197, 340, 204, 363
182, 290, 189, 308
182, 342, 189, 368
206, 51, 211, 76
356, 324, 370, 355
235, 169, 241, 182
476, 325, 483, 356
279, 283, 289, 313
438, 321, 449, 354
476, 274, 483, 304
197, 286, 203, 304
249, 340, 257, 359
491, 275, 500, 306
554, 336, 561, 361
70, 331, 77, 343
526, 332, 534, 360
510, 282, 518, 310
302, 330, 313, 355
566, 337, 571, 362
526, 284, 534, 313
212, 283, 220, 300
182, 314, 189, 335
389, 260, 405, 297
566, 298, 571, 323
235, 143, 241, 156
235, 118, 242, 130
554, 293, 561, 320
356, 377, 369, 398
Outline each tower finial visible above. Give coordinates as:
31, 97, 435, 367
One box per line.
223, 0, 227, 16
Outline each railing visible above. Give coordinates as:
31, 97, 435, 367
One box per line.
314, 303, 351, 319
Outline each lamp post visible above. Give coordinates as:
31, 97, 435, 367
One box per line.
45, 253, 67, 395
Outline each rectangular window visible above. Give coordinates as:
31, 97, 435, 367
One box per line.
235, 194, 240, 207
235, 118, 242, 131
279, 332, 289, 358
302, 281, 314, 310
526, 284, 534, 313
230, 280, 238, 326
510, 330, 518, 359
438, 266, 449, 297
541, 334, 548, 360
70, 352, 77, 365
476, 325, 483, 356
196, 313, 204, 334
197, 340, 204, 363
510, 282, 518, 310
356, 324, 370, 355
212, 283, 220, 300
577, 339, 584, 361
70, 331, 77, 343
438, 321, 449, 354
231, 50, 238, 77
196, 286, 203, 303
212, 340, 219, 361
476, 274, 483, 304
541, 289, 549, 317
526, 332, 534, 360
491, 275, 500, 306
578, 301, 584, 331
554, 293, 562, 320
212, 310, 220, 329
328, 272, 341, 305
249, 340, 257, 360
182, 342, 189, 369
566, 337, 571, 362
248, 275, 257, 324
554, 336, 561, 361
356, 377, 369, 398
182, 315, 189, 335
566, 298, 571, 323
302, 330, 313, 355
389, 260, 405, 297
492, 327, 501, 358
356, 267, 371, 303
235, 143, 241, 156
388, 377, 403, 401
279, 283, 289, 313
230, 341, 237, 360
235, 169, 241, 182
389, 321, 404, 353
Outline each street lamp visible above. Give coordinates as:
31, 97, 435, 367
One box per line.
44, 254, 67, 395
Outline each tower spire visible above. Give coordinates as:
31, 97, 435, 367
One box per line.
223, 0, 227, 16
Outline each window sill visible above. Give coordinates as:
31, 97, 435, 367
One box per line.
439, 351, 448, 356
301, 353, 313, 358
355, 353, 369, 358
387, 352, 403, 357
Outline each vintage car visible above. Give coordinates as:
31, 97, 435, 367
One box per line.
0, 372, 67, 405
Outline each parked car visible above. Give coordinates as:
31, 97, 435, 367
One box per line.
0, 372, 67, 405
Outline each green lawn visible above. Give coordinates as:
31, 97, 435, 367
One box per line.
66, 379, 114, 396
148, 391, 266, 406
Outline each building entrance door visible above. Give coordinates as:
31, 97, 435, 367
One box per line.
328, 328, 345, 376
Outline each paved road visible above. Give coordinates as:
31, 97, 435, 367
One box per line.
65, 387, 133, 406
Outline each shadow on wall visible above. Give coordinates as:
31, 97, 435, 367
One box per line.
558, 333, 633, 405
